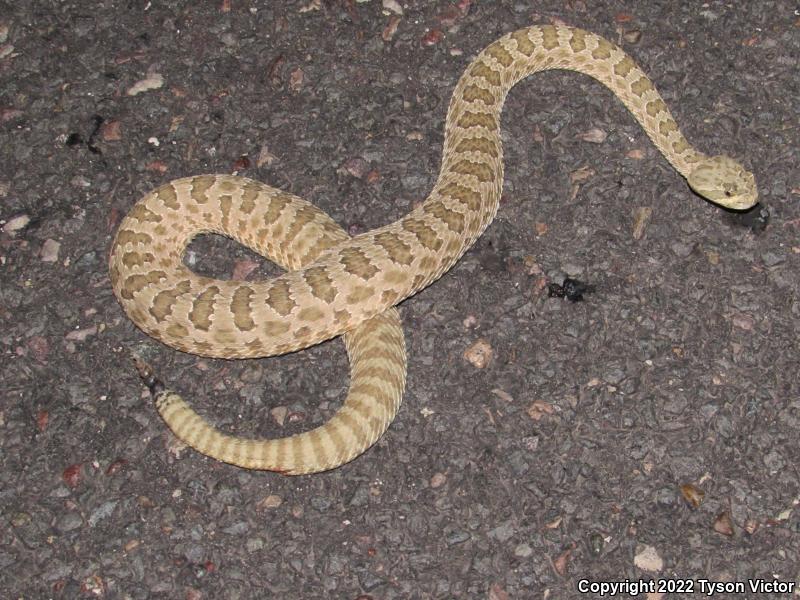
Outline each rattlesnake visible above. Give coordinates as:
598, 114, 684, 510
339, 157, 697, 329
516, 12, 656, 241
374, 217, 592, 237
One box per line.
110, 25, 758, 474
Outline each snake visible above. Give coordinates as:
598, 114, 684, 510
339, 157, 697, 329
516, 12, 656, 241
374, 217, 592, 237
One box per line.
109, 25, 758, 475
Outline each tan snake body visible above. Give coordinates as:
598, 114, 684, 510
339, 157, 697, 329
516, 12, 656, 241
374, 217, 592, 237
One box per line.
110, 25, 757, 474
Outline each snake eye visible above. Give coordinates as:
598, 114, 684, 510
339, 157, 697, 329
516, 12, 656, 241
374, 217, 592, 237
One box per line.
724, 190, 732, 197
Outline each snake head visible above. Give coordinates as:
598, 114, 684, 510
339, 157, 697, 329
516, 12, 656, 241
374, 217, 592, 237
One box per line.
687, 155, 758, 210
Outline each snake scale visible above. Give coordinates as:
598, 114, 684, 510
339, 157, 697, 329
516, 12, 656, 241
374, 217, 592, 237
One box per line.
110, 25, 757, 474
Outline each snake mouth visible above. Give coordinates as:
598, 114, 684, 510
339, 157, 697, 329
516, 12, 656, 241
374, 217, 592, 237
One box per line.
719, 188, 759, 211
729, 197, 760, 211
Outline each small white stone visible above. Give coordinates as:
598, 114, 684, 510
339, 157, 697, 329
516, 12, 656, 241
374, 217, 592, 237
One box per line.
40, 239, 61, 262
382, 0, 404, 15
127, 72, 164, 96
634, 544, 663, 573
3, 214, 30, 235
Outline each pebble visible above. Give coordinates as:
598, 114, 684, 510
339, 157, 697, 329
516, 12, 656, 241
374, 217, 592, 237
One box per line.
382, 0, 403, 15
10, 511, 31, 527
246, 537, 264, 552
73, 16, 95, 36
70, 174, 91, 188
222, 521, 249, 536
762, 449, 785, 474
430, 472, 446, 488
712, 512, 734, 536
310, 496, 331, 511
88, 500, 118, 526
358, 570, 384, 592
3, 213, 29, 235
445, 529, 470, 546
463, 338, 493, 368
580, 127, 607, 143
182, 543, 206, 564
348, 484, 371, 507
270, 406, 287, 426
40, 239, 60, 262
623, 29, 642, 44
43, 559, 72, 582
55, 512, 83, 533
761, 251, 784, 267
561, 262, 584, 277
75, 251, 98, 269
65, 325, 99, 342
714, 414, 735, 439
603, 366, 626, 385
633, 544, 663, 572
654, 487, 676, 507
239, 384, 264, 405
127, 73, 165, 96
488, 520, 515, 543
514, 543, 533, 558
257, 494, 282, 509
632, 206, 652, 239
507, 450, 531, 476
670, 241, 694, 258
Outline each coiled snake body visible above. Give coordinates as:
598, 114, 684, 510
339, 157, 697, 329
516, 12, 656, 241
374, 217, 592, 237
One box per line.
110, 25, 757, 474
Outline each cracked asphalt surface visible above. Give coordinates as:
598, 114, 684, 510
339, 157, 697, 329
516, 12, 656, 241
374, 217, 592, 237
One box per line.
1, 1, 798, 598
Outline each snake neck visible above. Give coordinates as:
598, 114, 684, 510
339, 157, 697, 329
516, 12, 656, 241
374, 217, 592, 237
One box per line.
417, 25, 706, 284
448, 25, 705, 171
